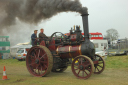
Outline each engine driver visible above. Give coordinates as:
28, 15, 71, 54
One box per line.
38, 28, 48, 46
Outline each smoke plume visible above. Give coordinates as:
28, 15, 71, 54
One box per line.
0, 0, 87, 26
0, 0, 87, 45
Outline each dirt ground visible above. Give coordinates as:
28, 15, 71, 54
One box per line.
0, 56, 128, 85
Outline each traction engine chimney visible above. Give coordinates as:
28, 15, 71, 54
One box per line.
81, 14, 89, 41
81, 13, 95, 58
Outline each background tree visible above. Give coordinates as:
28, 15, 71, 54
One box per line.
104, 28, 119, 41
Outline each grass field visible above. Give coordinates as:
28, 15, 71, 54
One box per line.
0, 55, 128, 85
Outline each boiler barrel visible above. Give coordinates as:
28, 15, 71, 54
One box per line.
56, 45, 82, 59
56, 42, 95, 58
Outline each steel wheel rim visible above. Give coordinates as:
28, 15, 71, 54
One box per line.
94, 54, 105, 74
71, 55, 94, 79
26, 46, 49, 77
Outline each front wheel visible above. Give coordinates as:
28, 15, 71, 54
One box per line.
71, 55, 94, 79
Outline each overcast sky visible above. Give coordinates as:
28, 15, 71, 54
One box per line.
1, 0, 127, 45
36, 0, 128, 39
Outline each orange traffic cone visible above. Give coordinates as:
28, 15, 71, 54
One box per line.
2, 66, 8, 80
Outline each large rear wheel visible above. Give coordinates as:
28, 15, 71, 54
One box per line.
26, 45, 53, 77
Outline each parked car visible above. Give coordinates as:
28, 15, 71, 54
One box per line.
16, 48, 28, 61
10, 45, 31, 58
95, 48, 107, 59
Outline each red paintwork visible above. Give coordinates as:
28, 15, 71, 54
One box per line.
70, 34, 77, 41
40, 41, 46, 46
39, 39, 56, 51
56, 45, 81, 58
48, 40, 56, 51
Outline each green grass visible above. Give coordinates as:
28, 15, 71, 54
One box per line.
105, 55, 128, 68
0, 59, 25, 65
1, 55, 128, 69
0, 56, 128, 85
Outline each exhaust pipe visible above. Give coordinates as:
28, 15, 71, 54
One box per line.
81, 14, 89, 41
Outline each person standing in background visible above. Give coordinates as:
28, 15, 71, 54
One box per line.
31, 30, 38, 46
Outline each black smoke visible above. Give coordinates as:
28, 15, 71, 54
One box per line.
0, 0, 87, 45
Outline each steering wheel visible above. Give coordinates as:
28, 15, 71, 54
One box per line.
50, 32, 67, 42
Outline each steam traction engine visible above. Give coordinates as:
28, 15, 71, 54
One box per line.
26, 14, 105, 79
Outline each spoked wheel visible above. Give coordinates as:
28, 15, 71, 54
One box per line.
94, 54, 105, 74
71, 55, 94, 79
50, 32, 67, 41
26, 45, 53, 77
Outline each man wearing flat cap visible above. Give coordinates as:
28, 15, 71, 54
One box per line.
31, 30, 38, 46
39, 28, 48, 46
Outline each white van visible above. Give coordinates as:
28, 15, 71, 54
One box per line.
90, 40, 108, 51
10, 45, 21, 58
